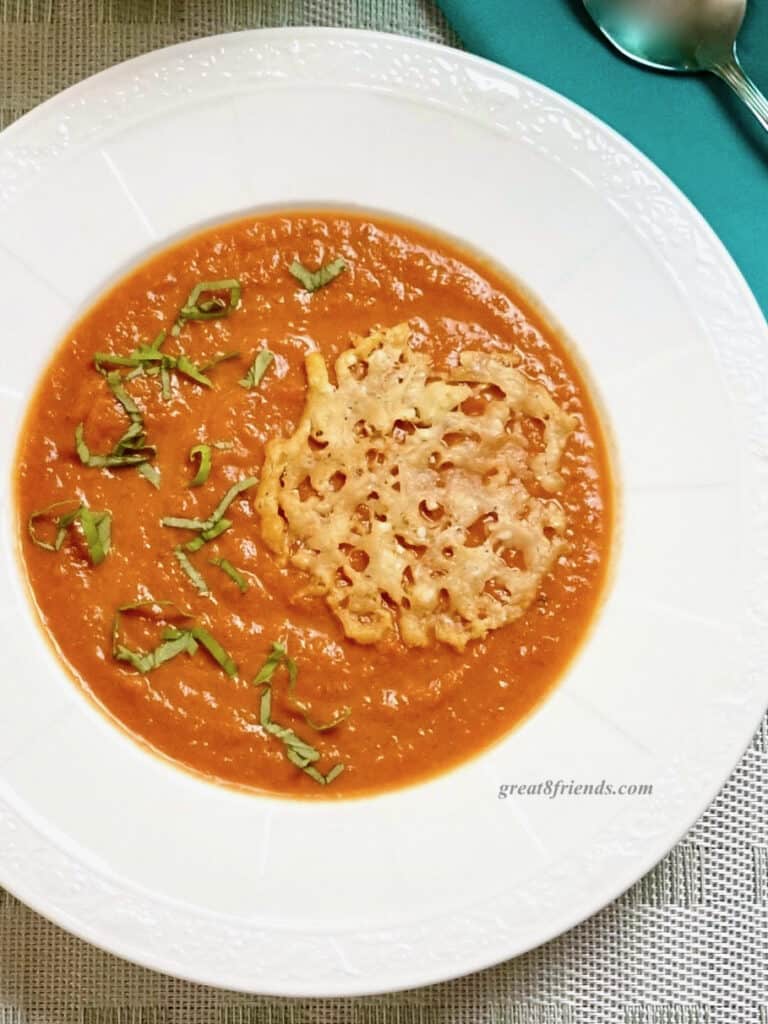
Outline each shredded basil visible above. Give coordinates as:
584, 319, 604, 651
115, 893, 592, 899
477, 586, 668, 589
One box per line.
95, 328, 235, 401
162, 515, 211, 531
93, 352, 161, 370
161, 476, 258, 536
209, 558, 248, 593
173, 279, 241, 333
173, 546, 209, 596
112, 599, 191, 672
184, 518, 232, 552
187, 625, 238, 677
208, 476, 259, 527
175, 354, 213, 389
200, 351, 240, 372
253, 641, 291, 685
28, 500, 80, 552
75, 372, 155, 470
160, 362, 171, 400
257, 674, 344, 785
28, 501, 111, 565
239, 349, 274, 389
137, 462, 161, 489
188, 444, 212, 487
75, 423, 152, 469
77, 508, 112, 565
253, 641, 350, 732
112, 601, 235, 677
289, 258, 346, 293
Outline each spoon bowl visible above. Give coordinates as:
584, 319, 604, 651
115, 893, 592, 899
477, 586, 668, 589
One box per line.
583, 0, 767, 129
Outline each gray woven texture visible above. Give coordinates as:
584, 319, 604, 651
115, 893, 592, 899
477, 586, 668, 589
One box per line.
0, 2, 767, 1021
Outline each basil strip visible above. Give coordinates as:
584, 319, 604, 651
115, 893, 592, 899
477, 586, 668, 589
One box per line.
209, 558, 248, 593
112, 610, 236, 675
94, 330, 167, 374
161, 477, 257, 534
111, 604, 235, 677
253, 641, 287, 685
188, 444, 212, 487
161, 515, 211, 531
28, 501, 111, 566
75, 423, 151, 468
175, 355, 213, 389
208, 476, 259, 528
77, 508, 111, 565
189, 625, 238, 677
239, 349, 274, 390
173, 546, 209, 596
94, 352, 161, 370
253, 642, 350, 733
176, 279, 241, 326
106, 371, 142, 420
184, 519, 232, 553
200, 351, 240, 372
257, 677, 344, 785
28, 500, 82, 552
289, 258, 346, 293
112, 599, 193, 673
137, 462, 161, 489
150, 631, 199, 668
76, 373, 154, 469
160, 362, 171, 400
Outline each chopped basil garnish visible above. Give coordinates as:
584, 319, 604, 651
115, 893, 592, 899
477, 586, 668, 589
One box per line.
162, 514, 211, 531
28, 499, 81, 552
75, 423, 152, 469
173, 546, 209, 596
77, 508, 112, 565
160, 362, 171, 400
184, 518, 232, 553
175, 355, 213, 389
75, 371, 155, 470
28, 500, 111, 566
257, 675, 345, 786
162, 476, 258, 538
209, 557, 248, 593
200, 351, 240, 372
93, 352, 162, 370
208, 476, 259, 527
289, 258, 346, 293
112, 601, 236, 677
172, 279, 241, 335
137, 462, 161, 489
253, 641, 350, 732
185, 625, 238, 677
253, 640, 295, 685
239, 349, 274, 389
188, 444, 212, 487
95, 319, 237, 401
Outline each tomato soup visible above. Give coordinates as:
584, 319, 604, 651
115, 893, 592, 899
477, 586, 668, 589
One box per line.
15, 211, 614, 797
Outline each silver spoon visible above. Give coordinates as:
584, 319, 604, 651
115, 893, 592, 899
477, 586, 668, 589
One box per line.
583, 0, 768, 131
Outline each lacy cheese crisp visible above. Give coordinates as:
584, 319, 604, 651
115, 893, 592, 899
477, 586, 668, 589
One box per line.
257, 324, 576, 649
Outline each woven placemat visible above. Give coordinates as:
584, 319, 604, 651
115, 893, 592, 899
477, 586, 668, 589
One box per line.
1, 3, 767, 1021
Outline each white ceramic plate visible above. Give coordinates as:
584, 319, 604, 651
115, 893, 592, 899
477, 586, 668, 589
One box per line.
0, 28, 766, 997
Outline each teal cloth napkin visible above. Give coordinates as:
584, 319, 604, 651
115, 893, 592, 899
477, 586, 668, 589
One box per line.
436, 0, 768, 315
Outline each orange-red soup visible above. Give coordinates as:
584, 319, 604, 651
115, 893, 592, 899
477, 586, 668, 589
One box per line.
15, 212, 613, 797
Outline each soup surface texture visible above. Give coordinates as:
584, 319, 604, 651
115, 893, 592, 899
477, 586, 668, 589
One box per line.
16, 212, 613, 797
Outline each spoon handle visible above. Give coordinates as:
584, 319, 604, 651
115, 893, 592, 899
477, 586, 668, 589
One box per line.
712, 52, 768, 133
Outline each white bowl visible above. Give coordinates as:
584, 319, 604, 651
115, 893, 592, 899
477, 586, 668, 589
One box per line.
0, 28, 765, 997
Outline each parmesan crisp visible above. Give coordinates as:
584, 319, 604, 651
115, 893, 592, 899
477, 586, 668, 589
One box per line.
257, 324, 576, 649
